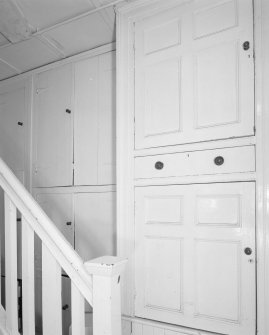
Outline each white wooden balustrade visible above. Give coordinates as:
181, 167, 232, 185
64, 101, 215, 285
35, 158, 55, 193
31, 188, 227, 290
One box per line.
0, 157, 127, 335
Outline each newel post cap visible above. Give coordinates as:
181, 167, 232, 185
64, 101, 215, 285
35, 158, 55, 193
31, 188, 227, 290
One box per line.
84, 256, 127, 277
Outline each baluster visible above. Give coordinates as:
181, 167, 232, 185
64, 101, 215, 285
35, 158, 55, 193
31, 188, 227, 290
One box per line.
4, 193, 18, 333
71, 282, 85, 335
21, 216, 35, 335
42, 243, 62, 335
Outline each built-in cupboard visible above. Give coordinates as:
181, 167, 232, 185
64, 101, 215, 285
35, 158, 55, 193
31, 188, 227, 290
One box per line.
117, 0, 256, 334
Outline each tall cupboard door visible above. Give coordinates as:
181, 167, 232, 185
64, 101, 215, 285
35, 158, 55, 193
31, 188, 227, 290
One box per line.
33, 64, 73, 187
134, 0, 254, 149
74, 192, 116, 261
74, 51, 116, 186
74, 56, 99, 185
0, 85, 26, 181
135, 182, 255, 335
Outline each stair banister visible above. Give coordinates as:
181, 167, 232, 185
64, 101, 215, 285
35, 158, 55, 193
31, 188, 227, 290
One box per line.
0, 157, 127, 335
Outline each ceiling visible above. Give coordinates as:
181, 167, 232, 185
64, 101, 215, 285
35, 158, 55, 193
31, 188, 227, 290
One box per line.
0, 0, 127, 81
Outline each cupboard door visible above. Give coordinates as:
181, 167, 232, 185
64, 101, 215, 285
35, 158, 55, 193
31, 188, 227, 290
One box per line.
74, 56, 99, 185
74, 51, 116, 186
134, 0, 254, 149
36, 193, 74, 246
98, 51, 116, 185
74, 192, 116, 261
33, 64, 73, 187
135, 182, 255, 335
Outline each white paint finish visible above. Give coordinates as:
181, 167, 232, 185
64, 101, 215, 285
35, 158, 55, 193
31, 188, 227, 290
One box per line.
33, 63, 73, 187
144, 58, 181, 137
144, 18, 181, 55
42, 244, 62, 335
0, 61, 17, 80
195, 42, 239, 128
74, 56, 99, 185
71, 282, 85, 335
145, 196, 182, 224
98, 51, 116, 184
122, 319, 132, 335
134, 0, 254, 149
4, 194, 18, 334
196, 195, 240, 226
135, 145, 255, 179
193, 0, 237, 39
0, 85, 26, 176
0, 0, 34, 43
0, 33, 9, 47
74, 192, 116, 261
135, 182, 255, 334
21, 217, 35, 335
36, 193, 74, 246
0, 156, 93, 306
0, 37, 59, 72
85, 256, 127, 335
43, 12, 114, 56
195, 240, 240, 320
17, 0, 96, 29
74, 51, 116, 186
144, 237, 182, 312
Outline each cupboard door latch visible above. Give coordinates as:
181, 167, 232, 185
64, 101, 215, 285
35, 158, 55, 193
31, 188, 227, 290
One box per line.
18, 122, 23, 126
243, 41, 250, 50
65, 109, 71, 114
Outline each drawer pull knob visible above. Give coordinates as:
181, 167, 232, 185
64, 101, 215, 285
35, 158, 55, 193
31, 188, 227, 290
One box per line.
155, 161, 164, 170
244, 247, 252, 256
214, 156, 224, 166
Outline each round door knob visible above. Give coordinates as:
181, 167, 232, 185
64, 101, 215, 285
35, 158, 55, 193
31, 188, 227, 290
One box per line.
244, 247, 252, 255
214, 156, 224, 166
155, 161, 164, 170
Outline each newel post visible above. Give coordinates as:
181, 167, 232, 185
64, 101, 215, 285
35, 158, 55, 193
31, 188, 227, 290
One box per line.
85, 256, 127, 335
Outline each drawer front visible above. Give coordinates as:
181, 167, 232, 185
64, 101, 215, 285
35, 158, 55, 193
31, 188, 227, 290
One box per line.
135, 145, 255, 179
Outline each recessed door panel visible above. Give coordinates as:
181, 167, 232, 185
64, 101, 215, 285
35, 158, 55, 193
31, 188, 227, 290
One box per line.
195, 42, 239, 128
135, 182, 255, 335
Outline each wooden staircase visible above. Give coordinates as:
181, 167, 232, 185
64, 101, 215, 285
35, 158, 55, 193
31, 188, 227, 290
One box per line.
0, 157, 126, 335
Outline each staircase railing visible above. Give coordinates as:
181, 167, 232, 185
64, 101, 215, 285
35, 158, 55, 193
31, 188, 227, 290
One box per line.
0, 157, 127, 335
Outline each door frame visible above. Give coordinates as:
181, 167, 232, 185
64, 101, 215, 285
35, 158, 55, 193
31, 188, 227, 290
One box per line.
116, 0, 269, 334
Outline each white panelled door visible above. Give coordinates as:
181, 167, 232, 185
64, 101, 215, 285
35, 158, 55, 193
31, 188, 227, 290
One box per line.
33, 64, 73, 187
135, 182, 255, 335
134, 0, 254, 149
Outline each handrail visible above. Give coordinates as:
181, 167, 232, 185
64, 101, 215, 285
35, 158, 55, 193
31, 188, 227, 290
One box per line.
0, 157, 93, 304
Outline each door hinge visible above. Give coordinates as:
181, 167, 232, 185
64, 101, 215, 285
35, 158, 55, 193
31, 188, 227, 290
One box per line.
131, 322, 133, 334
253, 125, 256, 134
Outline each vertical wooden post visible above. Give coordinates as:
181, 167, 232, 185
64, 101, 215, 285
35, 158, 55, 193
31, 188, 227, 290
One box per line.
4, 193, 18, 334
85, 256, 127, 335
